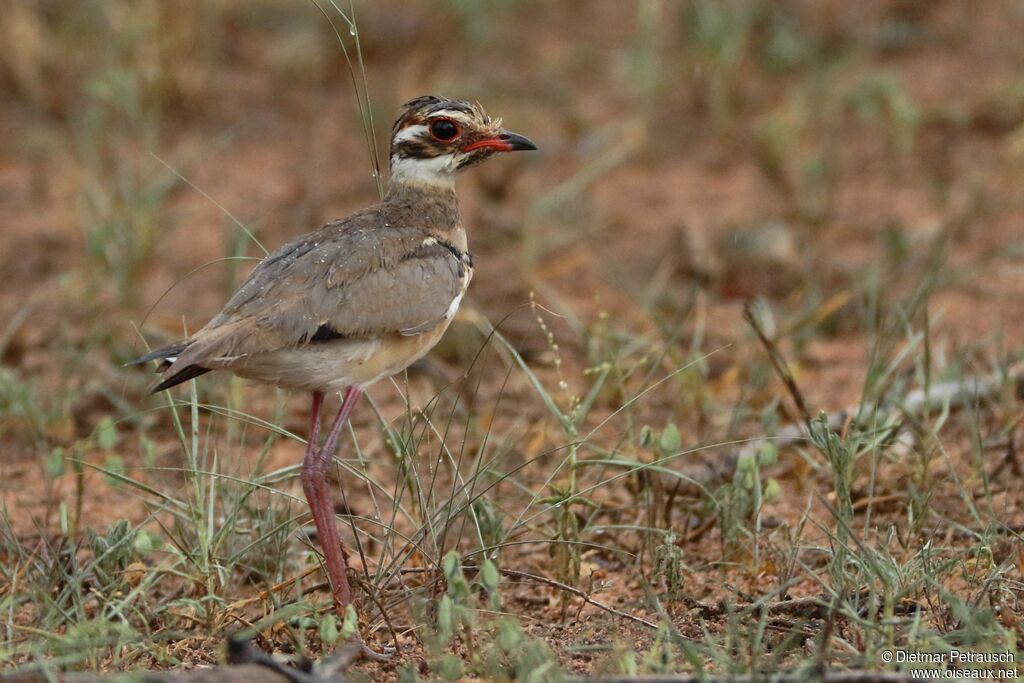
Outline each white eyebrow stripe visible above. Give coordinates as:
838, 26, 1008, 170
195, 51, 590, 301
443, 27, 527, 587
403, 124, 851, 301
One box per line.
392, 124, 428, 144
430, 110, 475, 122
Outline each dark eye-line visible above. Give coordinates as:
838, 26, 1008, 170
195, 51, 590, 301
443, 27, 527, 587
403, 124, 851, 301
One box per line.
429, 118, 460, 142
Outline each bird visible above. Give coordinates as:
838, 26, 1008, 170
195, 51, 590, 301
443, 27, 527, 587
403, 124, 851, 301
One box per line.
131, 95, 536, 653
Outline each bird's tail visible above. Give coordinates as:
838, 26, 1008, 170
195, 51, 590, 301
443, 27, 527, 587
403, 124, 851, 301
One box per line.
128, 342, 188, 367
129, 342, 212, 393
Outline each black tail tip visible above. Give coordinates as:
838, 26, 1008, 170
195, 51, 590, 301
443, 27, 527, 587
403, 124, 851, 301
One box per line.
150, 365, 212, 393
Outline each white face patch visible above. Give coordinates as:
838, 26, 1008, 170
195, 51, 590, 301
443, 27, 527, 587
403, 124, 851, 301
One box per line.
388, 106, 497, 189
389, 153, 461, 189
432, 109, 475, 123
391, 124, 428, 144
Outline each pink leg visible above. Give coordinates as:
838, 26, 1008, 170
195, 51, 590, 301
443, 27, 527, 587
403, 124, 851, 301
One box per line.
300, 387, 362, 611
308, 391, 324, 447
301, 388, 393, 660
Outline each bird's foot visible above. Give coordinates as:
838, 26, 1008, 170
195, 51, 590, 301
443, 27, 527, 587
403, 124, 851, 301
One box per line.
327, 594, 395, 661
313, 635, 395, 679
356, 636, 395, 662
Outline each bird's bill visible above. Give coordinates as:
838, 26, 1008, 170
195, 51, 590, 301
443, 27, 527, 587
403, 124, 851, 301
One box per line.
462, 130, 537, 153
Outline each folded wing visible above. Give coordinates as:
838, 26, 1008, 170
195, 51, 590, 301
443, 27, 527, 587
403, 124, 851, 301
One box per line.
140, 211, 469, 390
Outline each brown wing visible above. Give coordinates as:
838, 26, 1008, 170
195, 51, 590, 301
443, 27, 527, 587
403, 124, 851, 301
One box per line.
170, 210, 468, 371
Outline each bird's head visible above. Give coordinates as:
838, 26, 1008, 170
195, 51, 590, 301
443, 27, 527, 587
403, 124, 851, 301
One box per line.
388, 95, 537, 190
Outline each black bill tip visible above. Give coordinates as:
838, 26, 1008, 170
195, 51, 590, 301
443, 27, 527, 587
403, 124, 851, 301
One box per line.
498, 130, 538, 152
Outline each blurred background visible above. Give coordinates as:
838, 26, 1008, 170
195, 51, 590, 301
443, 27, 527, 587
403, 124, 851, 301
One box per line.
3, 0, 1021, 446
2, 0, 1024, 674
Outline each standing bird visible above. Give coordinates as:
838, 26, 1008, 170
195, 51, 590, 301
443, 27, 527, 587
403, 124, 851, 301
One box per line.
133, 96, 536, 649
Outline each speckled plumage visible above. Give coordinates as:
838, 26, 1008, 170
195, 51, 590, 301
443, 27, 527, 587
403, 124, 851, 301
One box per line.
132, 95, 528, 393
140, 183, 471, 392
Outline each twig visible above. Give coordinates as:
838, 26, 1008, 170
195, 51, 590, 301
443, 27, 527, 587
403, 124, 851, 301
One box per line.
226, 566, 321, 610
0, 664, 296, 683
0, 638, 362, 683
226, 637, 336, 683
396, 564, 661, 630
681, 590, 922, 621
678, 365, 1023, 489
497, 567, 660, 630
743, 303, 812, 426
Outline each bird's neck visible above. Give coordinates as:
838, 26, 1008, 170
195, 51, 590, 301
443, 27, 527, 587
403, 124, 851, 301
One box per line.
388, 153, 457, 192
383, 180, 462, 237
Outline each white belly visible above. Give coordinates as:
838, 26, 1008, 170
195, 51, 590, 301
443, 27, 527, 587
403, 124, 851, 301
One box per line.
225, 320, 455, 393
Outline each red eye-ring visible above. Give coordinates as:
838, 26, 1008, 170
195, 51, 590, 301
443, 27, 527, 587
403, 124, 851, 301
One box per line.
429, 118, 460, 142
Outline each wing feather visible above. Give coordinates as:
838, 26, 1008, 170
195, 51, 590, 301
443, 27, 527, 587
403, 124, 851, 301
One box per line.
168, 213, 470, 372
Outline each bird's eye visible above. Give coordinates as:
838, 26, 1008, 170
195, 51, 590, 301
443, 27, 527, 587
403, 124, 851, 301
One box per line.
429, 118, 460, 142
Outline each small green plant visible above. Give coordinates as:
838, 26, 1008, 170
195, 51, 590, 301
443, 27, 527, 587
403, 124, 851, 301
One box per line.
409, 551, 563, 682
716, 439, 781, 562
810, 412, 856, 588
652, 531, 685, 608
683, 0, 758, 130
73, 15, 180, 308
845, 72, 921, 155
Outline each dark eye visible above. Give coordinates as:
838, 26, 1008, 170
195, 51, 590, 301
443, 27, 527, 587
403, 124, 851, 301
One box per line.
429, 118, 460, 142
